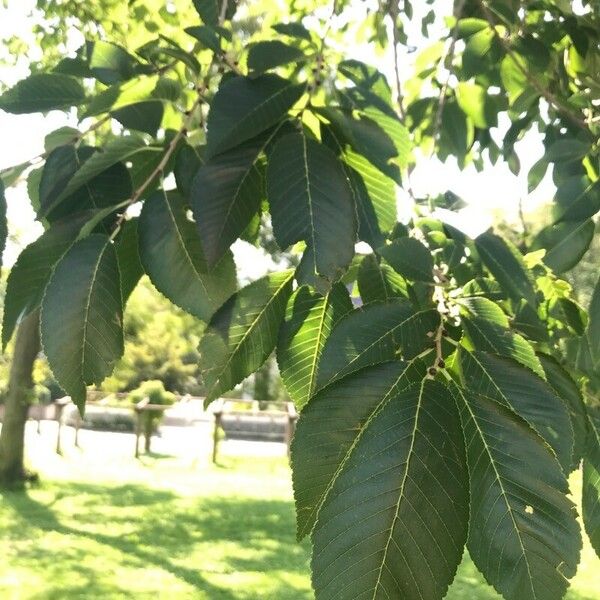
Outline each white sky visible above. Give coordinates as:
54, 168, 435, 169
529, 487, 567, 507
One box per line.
0, 0, 554, 271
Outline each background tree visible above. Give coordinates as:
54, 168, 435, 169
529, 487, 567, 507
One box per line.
0, 1, 599, 599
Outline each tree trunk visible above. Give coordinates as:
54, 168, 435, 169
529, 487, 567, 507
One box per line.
0, 310, 40, 488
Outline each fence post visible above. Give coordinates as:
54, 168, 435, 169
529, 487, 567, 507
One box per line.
285, 402, 298, 458
54, 397, 70, 455
134, 398, 149, 458
212, 400, 223, 464
74, 410, 82, 448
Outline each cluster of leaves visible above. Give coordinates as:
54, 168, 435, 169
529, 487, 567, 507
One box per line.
0, 0, 599, 599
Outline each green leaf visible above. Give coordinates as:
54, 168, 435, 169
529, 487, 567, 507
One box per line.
114, 219, 143, 305
267, 132, 356, 282
272, 22, 312, 42
583, 408, 600, 557
456, 82, 498, 128
84, 75, 180, 117
527, 157, 548, 193
546, 138, 591, 163
357, 253, 408, 303
322, 123, 396, 249
378, 237, 434, 283
293, 360, 424, 538
86, 40, 138, 85
174, 143, 203, 200
39, 144, 134, 221
277, 284, 352, 410
316, 300, 440, 389
459, 296, 544, 377
532, 219, 594, 274
46, 136, 147, 214
185, 25, 223, 53
44, 126, 79, 152
2, 214, 94, 350
452, 384, 581, 600
588, 275, 600, 366
317, 107, 401, 182
0, 181, 6, 275
554, 177, 600, 223
40, 234, 124, 410
475, 230, 537, 306
112, 101, 164, 136
247, 41, 306, 75
206, 75, 305, 158
305, 376, 468, 599
0, 73, 86, 114
192, 133, 268, 267
199, 270, 294, 405
139, 190, 236, 321
192, 0, 236, 26
459, 349, 574, 472
540, 354, 588, 472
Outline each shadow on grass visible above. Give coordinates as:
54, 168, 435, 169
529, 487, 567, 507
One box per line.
1, 482, 310, 599
1, 482, 597, 600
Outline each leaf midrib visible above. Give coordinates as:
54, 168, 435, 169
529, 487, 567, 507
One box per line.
300, 359, 419, 540
457, 388, 537, 599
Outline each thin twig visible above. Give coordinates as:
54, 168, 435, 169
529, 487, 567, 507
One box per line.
388, 1, 406, 120
111, 95, 203, 237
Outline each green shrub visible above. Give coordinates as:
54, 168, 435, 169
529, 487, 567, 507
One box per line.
127, 380, 176, 407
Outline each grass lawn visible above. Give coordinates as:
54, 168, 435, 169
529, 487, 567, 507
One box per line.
0, 427, 598, 599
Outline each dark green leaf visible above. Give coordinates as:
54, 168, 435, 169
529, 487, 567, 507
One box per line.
452, 384, 581, 600
588, 275, 600, 366
378, 237, 434, 283
174, 143, 203, 199
44, 126, 79, 152
475, 230, 537, 306
532, 219, 594, 274
0, 181, 6, 275
459, 349, 574, 472
553, 177, 600, 223
112, 101, 164, 136
293, 360, 424, 538
185, 25, 222, 53
84, 75, 180, 117
459, 296, 544, 377
199, 270, 294, 405
2, 214, 93, 350
357, 253, 408, 303
306, 376, 468, 600
40, 234, 124, 410
583, 408, 600, 557
272, 22, 312, 42
192, 134, 267, 267
540, 354, 588, 471
247, 41, 306, 75
206, 75, 305, 157
114, 219, 143, 305
277, 284, 352, 409
192, 0, 236, 26
0, 73, 86, 114
139, 190, 236, 321
45, 135, 147, 215
316, 300, 440, 389
546, 138, 591, 163
267, 132, 355, 282
86, 40, 138, 85
39, 144, 133, 221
